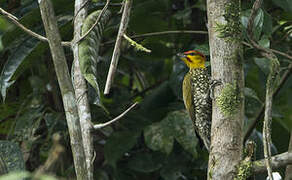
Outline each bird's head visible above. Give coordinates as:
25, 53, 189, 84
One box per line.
177, 50, 206, 69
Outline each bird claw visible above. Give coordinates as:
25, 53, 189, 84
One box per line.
209, 79, 222, 100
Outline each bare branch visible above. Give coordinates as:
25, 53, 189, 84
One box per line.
93, 102, 138, 129
253, 152, 292, 173
76, 0, 110, 43
0, 7, 71, 47
102, 30, 208, 45
242, 42, 292, 61
104, 0, 132, 95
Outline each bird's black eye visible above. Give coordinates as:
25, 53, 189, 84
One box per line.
189, 53, 196, 56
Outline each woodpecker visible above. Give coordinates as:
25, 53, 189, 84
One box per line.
177, 50, 212, 151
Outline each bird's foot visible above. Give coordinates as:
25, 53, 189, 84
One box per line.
209, 79, 222, 100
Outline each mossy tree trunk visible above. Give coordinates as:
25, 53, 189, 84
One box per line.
207, 0, 244, 179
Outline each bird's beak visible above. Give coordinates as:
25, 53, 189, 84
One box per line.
176, 53, 186, 58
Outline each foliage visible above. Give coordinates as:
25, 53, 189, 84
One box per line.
0, 0, 291, 179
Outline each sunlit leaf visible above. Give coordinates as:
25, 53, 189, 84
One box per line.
144, 120, 174, 154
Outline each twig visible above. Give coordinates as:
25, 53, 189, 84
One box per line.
102, 30, 208, 45
123, 34, 151, 53
242, 41, 292, 61
104, 0, 132, 94
93, 102, 138, 129
76, 0, 110, 43
247, 0, 279, 179
0, 7, 71, 47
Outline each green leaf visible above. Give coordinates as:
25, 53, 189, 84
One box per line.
78, 10, 111, 109
244, 87, 262, 103
0, 38, 41, 101
144, 120, 174, 154
170, 111, 198, 157
127, 152, 163, 173
0, 19, 72, 101
144, 110, 198, 156
254, 57, 270, 75
263, 10, 273, 36
258, 36, 270, 48
253, 9, 264, 40
241, 9, 264, 41
140, 81, 176, 121
104, 131, 138, 168
272, 0, 292, 12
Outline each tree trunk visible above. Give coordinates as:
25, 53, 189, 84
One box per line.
72, 1, 94, 179
38, 0, 87, 179
207, 0, 244, 179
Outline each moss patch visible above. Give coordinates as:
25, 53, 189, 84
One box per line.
235, 159, 252, 180
215, 1, 241, 41
216, 83, 240, 116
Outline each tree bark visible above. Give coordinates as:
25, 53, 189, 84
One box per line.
253, 152, 292, 173
72, 1, 94, 179
207, 0, 244, 179
38, 1, 87, 179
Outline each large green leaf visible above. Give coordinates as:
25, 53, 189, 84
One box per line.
272, 0, 292, 12
78, 10, 111, 109
104, 131, 138, 168
1, 0, 73, 49
127, 152, 164, 173
0, 19, 72, 101
144, 110, 198, 156
144, 120, 174, 154
171, 111, 198, 157
0, 38, 42, 100
241, 9, 264, 41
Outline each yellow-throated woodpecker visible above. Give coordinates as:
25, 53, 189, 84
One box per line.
177, 50, 211, 151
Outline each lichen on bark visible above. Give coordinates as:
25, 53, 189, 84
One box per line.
216, 83, 240, 116
214, 1, 241, 41
235, 160, 252, 180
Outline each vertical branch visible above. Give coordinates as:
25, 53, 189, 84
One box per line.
246, 0, 280, 179
207, 0, 244, 179
72, 0, 94, 179
262, 55, 279, 180
104, 0, 132, 94
38, 0, 87, 179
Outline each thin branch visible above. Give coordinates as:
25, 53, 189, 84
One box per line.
104, 0, 132, 94
102, 30, 208, 45
253, 152, 292, 173
76, 0, 110, 43
0, 7, 71, 47
93, 102, 138, 129
242, 41, 292, 61
247, 0, 279, 179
